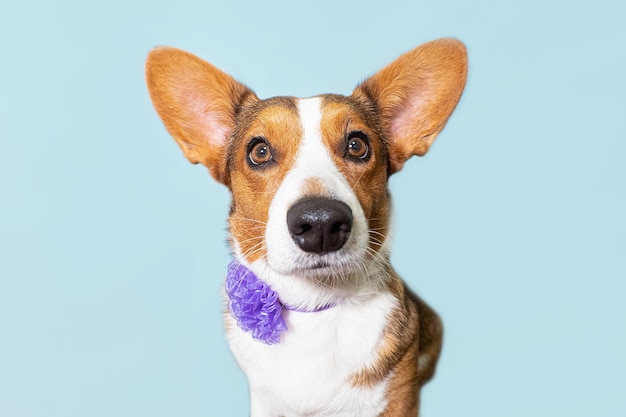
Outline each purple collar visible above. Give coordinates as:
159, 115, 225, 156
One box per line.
225, 261, 335, 344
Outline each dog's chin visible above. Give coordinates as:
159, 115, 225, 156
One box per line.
268, 252, 370, 286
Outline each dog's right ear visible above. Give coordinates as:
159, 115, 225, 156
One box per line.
145, 47, 257, 185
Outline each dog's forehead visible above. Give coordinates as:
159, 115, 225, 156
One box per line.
235, 97, 300, 140
232, 94, 377, 143
233, 96, 299, 136
319, 94, 379, 128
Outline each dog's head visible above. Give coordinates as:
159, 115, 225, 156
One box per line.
146, 39, 467, 305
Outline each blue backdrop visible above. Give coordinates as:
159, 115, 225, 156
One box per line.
1, 1, 624, 416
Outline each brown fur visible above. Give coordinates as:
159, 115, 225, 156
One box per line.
344, 39, 463, 415
353, 38, 468, 173
351, 269, 443, 415
145, 38, 467, 416
318, 95, 392, 255
226, 98, 302, 262
145, 47, 257, 184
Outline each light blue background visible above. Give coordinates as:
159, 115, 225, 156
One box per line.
1, 1, 624, 416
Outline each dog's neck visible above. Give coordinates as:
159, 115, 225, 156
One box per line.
226, 261, 338, 344
226, 259, 392, 344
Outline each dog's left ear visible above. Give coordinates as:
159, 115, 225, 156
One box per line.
353, 38, 468, 174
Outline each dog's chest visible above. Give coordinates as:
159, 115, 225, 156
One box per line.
225, 292, 397, 416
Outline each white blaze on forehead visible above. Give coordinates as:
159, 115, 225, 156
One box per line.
263, 96, 370, 289
295, 97, 335, 175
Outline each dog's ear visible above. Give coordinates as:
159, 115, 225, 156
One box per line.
353, 38, 467, 174
146, 47, 257, 185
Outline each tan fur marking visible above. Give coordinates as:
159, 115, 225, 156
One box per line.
351, 269, 443, 415
227, 101, 303, 263
380, 343, 420, 416
301, 177, 327, 197
351, 271, 417, 387
319, 96, 392, 255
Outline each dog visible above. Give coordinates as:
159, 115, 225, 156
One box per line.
145, 38, 467, 416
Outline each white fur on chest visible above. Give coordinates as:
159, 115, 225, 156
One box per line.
225, 291, 397, 417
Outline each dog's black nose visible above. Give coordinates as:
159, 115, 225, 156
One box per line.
287, 198, 353, 254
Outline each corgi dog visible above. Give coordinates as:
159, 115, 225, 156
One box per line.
146, 38, 467, 417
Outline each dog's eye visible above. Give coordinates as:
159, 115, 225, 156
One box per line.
248, 138, 273, 166
345, 131, 370, 161
249, 142, 272, 165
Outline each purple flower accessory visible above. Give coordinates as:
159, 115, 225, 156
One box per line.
225, 261, 287, 344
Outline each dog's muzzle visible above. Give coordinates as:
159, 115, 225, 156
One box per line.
287, 197, 353, 255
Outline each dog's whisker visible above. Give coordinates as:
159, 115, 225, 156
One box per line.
350, 169, 367, 191
239, 241, 267, 260
230, 224, 267, 233
229, 217, 268, 225
243, 241, 266, 255
236, 235, 265, 246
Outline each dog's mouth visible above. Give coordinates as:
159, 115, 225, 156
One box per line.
264, 184, 379, 287
287, 256, 341, 274
281, 252, 368, 282
309, 260, 330, 269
